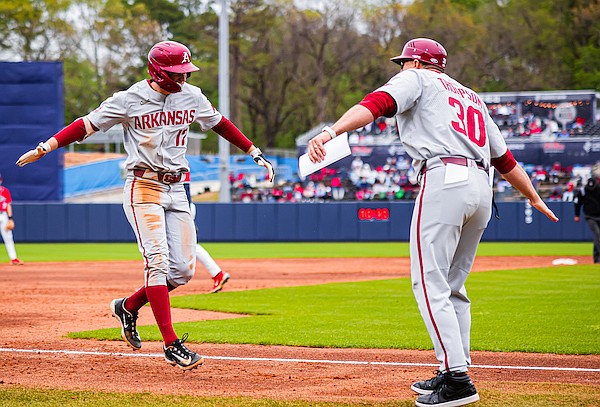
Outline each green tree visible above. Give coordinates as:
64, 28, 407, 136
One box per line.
0, 0, 72, 60
2, 0, 598, 150
62, 57, 100, 124
61, 0, 162, 121
232, 0, 386, 148
570, 0, 600, 90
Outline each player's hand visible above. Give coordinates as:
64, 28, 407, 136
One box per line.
574, 216, 580, 222
16, 143, 49, 167
251, 148, 275, 182
307, 132, 331, 163
6, 219, 14, 231
529, 198, 559, 222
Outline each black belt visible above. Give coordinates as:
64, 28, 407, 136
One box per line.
133, 169, 183, 184
421, 157, 487, 174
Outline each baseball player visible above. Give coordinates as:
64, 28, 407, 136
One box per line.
308, 38, 558, 406
183, 172, 230, 293
0, 173, 24, 266
16, 40, 274, 370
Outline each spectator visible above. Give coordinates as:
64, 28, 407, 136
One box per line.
549, 186, 562, 201
562, 182, 575, 202
377, 118, 387, 134
331, 175, 345, 201
240, 188, 254, 203
351, 156, 364, 171
574, 177, 600, 263
372, 180, 387, 200
529, 120, 542, 136
315, 182, 330, 201
290, 183, 303, 201
302, 181, 316, 201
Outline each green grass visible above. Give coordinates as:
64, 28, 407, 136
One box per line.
0, 387, 394, 407
1, 383, 599, 407
72, 265, 600, 354
3, 241, 593, 262
5, 242, 599, 405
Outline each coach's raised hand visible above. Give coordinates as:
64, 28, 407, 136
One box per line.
16, 141, 52, 167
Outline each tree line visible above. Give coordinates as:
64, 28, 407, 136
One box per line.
1, 0, 598, 152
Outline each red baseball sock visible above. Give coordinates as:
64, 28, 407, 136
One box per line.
124, 282, 177, 313
145, 285, 178, 345
124, 286, 147, 313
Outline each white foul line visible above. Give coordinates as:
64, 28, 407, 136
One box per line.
0, 347, 598, 373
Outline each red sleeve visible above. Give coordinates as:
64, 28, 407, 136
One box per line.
358, 91, 397, 118
211, 117, 253, 152
54, 118, 88, 148
491, 149, 517, 174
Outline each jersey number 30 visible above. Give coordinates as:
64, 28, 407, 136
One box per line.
448, 97, 486, 147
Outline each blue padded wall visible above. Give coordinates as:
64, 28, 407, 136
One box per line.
9, 201, 592, 243
0, 62, 64, 201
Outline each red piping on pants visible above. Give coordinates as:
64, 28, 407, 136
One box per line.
416, 171, 449, 371
129, 178, 150, 286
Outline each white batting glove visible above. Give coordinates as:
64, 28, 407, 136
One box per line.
250, 147, 275, 182
16, 142, 51, 167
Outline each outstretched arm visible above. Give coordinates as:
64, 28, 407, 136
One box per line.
308, 105, 375, 163
308, 91, 396, 163
210, 117, 274, 182
500, 164, 559, 222
492, 148, 558, 222
16, 117, 96, 167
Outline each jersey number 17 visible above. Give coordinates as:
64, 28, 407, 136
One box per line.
175, 128, 189, 146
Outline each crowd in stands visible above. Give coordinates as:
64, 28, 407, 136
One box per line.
229, 157, 595, 204
224, 107, 600, 203
495, 161, 595, 203
487, 104, 600, 139
230, 154, 420, 203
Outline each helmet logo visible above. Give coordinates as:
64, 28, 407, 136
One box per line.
181, 53, 191, 63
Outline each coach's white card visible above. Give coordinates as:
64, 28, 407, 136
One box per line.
444, 163, 469, 184
298, 132, 350, 178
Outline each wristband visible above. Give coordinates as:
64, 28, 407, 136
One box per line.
250, 147, 262, 158
8, 216, 12, 219
322, 126, 337, 140
39, 141, 52, 152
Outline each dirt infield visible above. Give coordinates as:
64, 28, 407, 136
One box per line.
0, 256, 598, 403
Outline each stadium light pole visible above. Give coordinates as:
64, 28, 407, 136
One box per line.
218, 0, 231, 202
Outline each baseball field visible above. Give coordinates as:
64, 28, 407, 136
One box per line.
0, 242, 598, 406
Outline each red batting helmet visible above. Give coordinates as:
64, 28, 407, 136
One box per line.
148, 41, 200, 93
391, 38, 447, 71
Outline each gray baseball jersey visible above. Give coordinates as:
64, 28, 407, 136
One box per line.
378, 68, 504, 374
87, 79, 222, 173
376, 69, 508, 173
85, 79, 222, 288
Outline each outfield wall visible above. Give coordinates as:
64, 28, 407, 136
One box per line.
10, 201, 588, 242
0, 62, 64, 201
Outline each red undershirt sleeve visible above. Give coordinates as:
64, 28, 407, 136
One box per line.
211, 117, 253, 152
53, 118, 89, 148
358, 91, 397, 118
491, 148, 518, 174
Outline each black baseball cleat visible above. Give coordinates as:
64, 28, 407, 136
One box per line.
110, 297, 142, 350
415, 372, 479, 407
411, 370, 444, 395
163, 333, 204, 370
